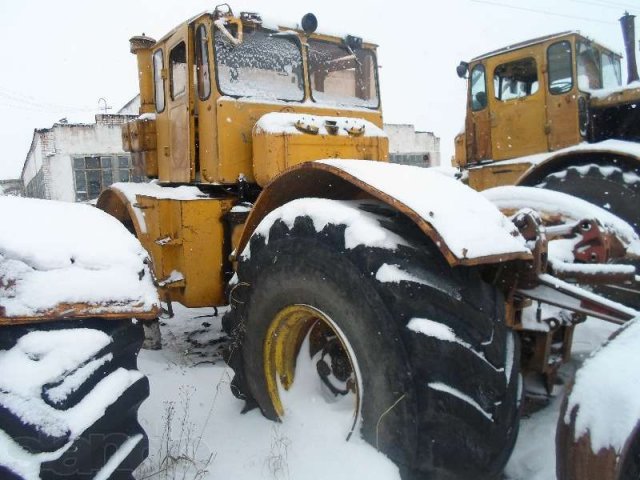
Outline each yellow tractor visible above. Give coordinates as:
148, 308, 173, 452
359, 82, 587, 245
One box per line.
97, 5, 639, 479
454, 13, 640, 307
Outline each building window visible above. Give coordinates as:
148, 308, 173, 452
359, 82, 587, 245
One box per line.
389, 153, 431, 167
72, 154, 143, 202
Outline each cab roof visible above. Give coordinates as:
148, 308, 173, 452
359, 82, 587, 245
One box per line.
471, 31, 620, 63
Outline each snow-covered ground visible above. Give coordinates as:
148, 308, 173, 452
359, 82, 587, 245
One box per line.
135, 304, 620, 480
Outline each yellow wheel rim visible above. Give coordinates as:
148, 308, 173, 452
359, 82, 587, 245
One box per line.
264, 304, 361, 432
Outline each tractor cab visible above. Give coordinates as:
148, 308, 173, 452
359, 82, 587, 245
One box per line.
123, 6, 384, 188
454, 32, 627, 172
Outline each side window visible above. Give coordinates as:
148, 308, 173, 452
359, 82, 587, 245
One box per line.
470, 64, 487, 111
601, 52, 622, 89
153, 50, 165, 112
577, 41, 602, 90
195, 25, 211, 100
493, 57, 539, 101
548, 41, 573, 94
170, 42, 187, 100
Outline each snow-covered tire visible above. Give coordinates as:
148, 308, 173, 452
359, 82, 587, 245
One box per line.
0, 318, 149, 479
537, 163, 640, 307
223, 200, 520, 479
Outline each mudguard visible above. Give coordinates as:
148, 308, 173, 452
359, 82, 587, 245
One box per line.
513, 139, 640, 186
235, 160, 532, 267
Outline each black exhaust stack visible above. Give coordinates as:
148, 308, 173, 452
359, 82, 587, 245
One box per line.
620, 12, 639, 84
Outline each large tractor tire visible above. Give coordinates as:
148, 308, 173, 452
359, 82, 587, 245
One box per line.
0, 318, 149, 480
537, 163, 640, 308
223, 199, 520, 479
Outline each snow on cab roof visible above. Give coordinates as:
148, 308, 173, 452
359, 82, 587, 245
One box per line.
0, 197, 159, 321
470, 31, 621, 63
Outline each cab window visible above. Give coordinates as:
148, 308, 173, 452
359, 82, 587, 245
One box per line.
170, 42, 188, 100
307, 39, 379, 108
195, 25, 211, 100
602, 51, 622, 89
214, 26, 304, 101
470, 64, 487, 111
153, 50, 165, 112
577, 41, 602, 90
493, 58, 539, 101
548, 41, 573, 94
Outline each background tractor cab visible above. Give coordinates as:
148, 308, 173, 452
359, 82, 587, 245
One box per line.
454, 31, 631, 186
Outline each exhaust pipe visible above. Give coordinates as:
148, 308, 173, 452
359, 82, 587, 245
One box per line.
620, 12, 639, 84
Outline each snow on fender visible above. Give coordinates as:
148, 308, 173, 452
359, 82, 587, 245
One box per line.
0, 196, 160, 321
557, 317, 640, 480
236, 160, 533, 267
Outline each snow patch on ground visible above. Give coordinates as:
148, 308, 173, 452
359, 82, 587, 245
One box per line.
137, 304, 400, 480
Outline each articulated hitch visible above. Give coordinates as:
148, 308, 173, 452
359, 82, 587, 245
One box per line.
511, 209, 639, 325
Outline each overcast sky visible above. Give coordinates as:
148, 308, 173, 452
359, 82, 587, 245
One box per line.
0, 0, 636, 179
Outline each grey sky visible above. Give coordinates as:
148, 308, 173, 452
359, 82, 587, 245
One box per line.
0, 0, 635, 179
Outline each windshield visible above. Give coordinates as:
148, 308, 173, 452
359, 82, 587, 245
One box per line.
214, 26, 304, 101
308, 39, 379, 108
577, 41, 622, 91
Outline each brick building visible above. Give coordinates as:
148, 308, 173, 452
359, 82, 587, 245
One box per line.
21, 98, 142, 202
384, 124, 441, 167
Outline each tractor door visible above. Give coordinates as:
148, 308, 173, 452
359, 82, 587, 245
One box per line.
488, 54, 547, 160
465, 63, 492, 162
545, 39, 581, 150
165, 25, 195, 183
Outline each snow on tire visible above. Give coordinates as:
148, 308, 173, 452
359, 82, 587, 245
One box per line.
223, 199, 520, 479
0, 318, 149, 479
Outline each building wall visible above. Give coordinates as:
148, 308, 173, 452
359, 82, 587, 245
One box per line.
22, 114, 138, 202
384, 124, 441, 167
